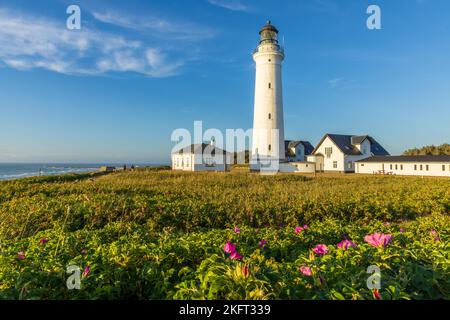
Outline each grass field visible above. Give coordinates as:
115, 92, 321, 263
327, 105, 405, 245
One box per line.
0, 169, 449, 299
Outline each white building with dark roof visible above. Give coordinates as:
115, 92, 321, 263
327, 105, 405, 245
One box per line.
307, 134, 390, 173
172, 143, 233, 172
285, 140, 315, 162
356, 155, 450, 177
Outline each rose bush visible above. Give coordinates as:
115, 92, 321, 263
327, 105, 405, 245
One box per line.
0, 170, 448, 299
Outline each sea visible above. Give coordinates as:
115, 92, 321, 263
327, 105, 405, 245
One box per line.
0, 162, 170, 180
0, 163, 103, 181
0, 163, 172, 181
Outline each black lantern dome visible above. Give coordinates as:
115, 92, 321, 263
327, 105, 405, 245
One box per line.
259, 20, 279, 45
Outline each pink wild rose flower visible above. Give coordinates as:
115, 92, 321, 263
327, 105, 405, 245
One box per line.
17, 251, 25, 260
223, 241, 237, 254
82, 266, 90, 277
364, 233, 393, 247
313, 244, 329, 255
337, 240, 357, 250
233, 226, 241, 234
295, 226, 303, 234
230, 251, 242, 260
299, 266, 312, 276
259, 240, 267, 248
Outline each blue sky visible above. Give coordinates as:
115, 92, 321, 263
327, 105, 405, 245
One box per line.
0, 0, 449, 163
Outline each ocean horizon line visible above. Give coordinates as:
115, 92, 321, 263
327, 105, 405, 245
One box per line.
0, 162, 171, 181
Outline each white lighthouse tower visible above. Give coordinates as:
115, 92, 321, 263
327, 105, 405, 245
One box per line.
251, 21, 285, 171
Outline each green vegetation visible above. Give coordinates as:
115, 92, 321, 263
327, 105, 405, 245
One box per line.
0, 170, 449, 300
404, 143, 450, 155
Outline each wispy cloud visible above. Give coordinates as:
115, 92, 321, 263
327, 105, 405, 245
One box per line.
0, 8, 213, 77
327, 77, 355, 89
92, 11, 216, 41
207, 0, 248, 12
328, 78, 343, 88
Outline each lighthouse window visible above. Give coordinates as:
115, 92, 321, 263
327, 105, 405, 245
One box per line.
268, 83, 271, 89
268, 113, 271, 119
268, 144, 271, 151
268, 59, 271, 62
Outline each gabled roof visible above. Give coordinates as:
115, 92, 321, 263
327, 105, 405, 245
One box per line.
312, 134, 390, 156
367, 137, 390, 156
172, 143, 230, 155
351, 135, 369, 145
301, 141, 315, 155
356, 155, 450, 163
285, 140, 315, 157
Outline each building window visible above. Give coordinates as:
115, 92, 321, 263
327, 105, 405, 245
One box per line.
361, 164, 365, 167
325, 147, 333, 158
443, 165, 446, 171
268, 59, 271, 62
268, 144, 272, 151
414, 164, 417, 171
426, 165, 429, 171
395, 164, 398, 170
420, 165, 423, 170
348, 162, 353, 169
390, 164, 393, 170
268, 113, 271, 119
333, 161, 338, 169
400, 164, 403, 170
268, 83, 271, 89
